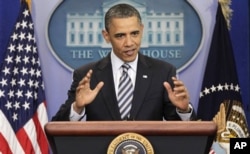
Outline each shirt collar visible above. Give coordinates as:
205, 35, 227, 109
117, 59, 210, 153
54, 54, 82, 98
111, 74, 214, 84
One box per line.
111, 50, 138, 72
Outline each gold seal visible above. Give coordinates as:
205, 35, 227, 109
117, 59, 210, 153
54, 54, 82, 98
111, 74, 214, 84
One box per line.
107, 132, 154, 154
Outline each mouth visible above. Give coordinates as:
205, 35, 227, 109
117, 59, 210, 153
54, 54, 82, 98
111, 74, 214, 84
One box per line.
124, 49, 135, 56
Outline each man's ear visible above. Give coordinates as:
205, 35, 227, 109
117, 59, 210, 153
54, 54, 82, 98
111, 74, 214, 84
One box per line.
102, 30, 110, 43
140, 24, 144, 36
141, 23, 144, 30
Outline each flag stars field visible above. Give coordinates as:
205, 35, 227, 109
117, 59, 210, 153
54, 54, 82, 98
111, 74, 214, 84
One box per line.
200, 83, 240, 98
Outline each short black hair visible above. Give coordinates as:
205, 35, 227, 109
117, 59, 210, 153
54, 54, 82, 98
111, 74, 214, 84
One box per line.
104, 3, 142, 32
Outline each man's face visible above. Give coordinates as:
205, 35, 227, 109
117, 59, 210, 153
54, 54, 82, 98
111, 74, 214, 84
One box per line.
102, 16, 144, 62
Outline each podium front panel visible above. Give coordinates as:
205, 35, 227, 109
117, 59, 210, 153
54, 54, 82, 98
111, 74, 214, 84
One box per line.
53, 135, 212, 154
45, 121, 217, 154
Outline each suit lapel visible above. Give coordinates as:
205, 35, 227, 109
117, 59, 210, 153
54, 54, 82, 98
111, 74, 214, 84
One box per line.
130, 54, 152, 119
95, 55, 121, 120
94, 53, 152, 120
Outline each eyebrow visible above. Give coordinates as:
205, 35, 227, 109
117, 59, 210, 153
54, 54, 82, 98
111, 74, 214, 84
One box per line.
131, 30, 140, 34
114, 30, 140, 37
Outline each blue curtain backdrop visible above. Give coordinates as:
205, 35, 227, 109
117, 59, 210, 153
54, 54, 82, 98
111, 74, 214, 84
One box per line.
0, 0, 20, 62
0, 0, 249, 126
230, 0, 250, 124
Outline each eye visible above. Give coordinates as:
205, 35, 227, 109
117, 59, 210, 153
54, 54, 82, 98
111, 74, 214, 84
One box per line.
115, 33, 125, 39
131, 31, 140, 37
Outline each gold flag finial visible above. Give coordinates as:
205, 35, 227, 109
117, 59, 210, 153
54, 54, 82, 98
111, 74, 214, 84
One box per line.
218, 0, 233, 30
25, 0, 32, 11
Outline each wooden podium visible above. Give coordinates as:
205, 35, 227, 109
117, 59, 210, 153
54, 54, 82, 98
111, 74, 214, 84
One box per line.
45, 121, 217, 154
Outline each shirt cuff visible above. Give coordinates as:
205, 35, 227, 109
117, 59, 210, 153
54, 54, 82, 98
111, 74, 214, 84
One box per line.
176, 104, 193, 121
69, 103, 86, 121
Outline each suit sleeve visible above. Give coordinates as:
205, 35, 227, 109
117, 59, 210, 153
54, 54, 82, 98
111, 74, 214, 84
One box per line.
51, 68, 84, 121
162, 63, 196, 121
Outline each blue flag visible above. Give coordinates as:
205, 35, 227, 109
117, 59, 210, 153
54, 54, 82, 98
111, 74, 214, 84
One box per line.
197, 3, 249, 154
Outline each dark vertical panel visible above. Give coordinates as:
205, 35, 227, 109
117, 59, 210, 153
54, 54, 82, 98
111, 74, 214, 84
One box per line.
230, 0, 250, 126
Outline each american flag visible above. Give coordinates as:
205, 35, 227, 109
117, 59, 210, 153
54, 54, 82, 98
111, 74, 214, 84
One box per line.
0, 1, 49, 153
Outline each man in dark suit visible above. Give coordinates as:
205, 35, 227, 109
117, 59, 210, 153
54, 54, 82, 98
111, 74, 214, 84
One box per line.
52, 3, 196, 121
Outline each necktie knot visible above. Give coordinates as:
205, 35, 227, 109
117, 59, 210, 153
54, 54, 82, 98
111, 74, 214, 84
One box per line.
121, 63, 130, 73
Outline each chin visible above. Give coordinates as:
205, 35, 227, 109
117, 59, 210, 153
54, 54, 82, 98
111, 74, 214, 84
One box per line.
124, 56, 136, 62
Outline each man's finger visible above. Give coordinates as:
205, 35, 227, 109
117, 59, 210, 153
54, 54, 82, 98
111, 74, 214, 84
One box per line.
163, 81, 173, 94
94, 81, 104, 93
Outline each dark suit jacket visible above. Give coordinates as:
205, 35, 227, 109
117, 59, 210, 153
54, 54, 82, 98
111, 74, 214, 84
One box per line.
52, 53, 196, 121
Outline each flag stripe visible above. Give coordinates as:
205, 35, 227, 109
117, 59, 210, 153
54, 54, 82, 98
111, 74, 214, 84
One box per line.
37, 102, 49, 129
33, 103, 49, 154
0, 111, 25, 154
0, 133, 12, 154
16, 128, 35, 154
26, 119, 40, 154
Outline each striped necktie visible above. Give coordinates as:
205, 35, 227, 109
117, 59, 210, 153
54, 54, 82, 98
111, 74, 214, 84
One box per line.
117, 63, 133, 120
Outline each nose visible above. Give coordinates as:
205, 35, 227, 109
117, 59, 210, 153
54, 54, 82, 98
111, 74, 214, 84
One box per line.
124, 36, 133, 47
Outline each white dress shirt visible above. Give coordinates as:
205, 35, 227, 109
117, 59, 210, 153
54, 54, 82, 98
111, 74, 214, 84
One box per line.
110, 51, 137, 98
